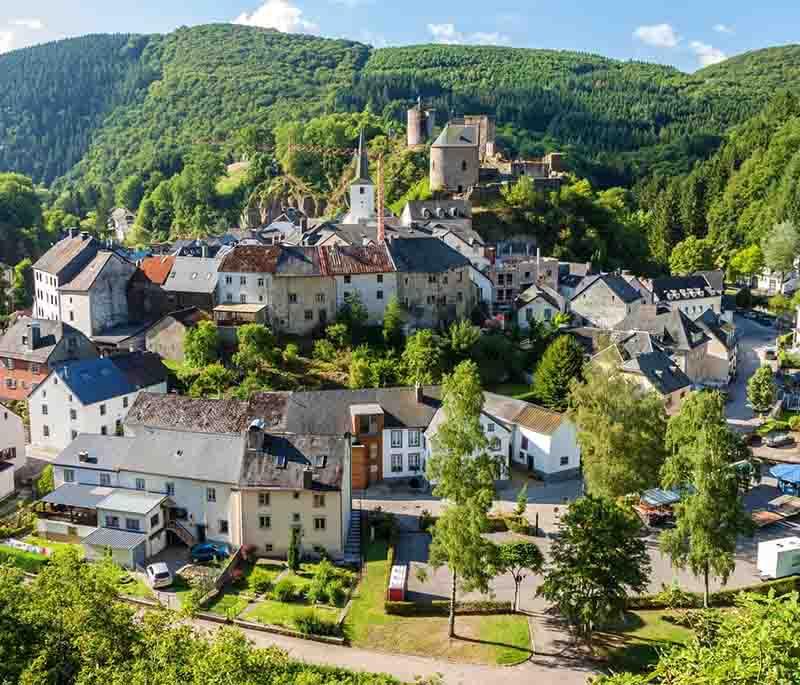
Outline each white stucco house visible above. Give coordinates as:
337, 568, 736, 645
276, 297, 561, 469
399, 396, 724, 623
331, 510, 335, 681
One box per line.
515, 284, 566, 329
0, 402, 26, 501
28, 352, 168, 451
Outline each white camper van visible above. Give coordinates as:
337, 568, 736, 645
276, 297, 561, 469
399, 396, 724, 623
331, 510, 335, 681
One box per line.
757, 537, 800, 580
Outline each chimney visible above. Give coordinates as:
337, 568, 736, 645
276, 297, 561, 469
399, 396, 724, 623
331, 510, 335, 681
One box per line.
201, 244, 208, 259
303, 466, 313, 490
28, 322, 41, 351
78, 451, 89, 463
415, 383, 424, 404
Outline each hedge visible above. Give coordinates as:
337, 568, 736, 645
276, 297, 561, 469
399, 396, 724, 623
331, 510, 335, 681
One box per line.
385, 600, 513, 616
626, 576, 800, 610
0, 545, 49, 574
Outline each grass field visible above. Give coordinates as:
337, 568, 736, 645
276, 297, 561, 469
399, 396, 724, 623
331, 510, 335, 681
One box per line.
596, 610, 693, 673
346, 541, 532, 665
23, 535, 85, 558
206, 591, 250, 618
0, 544, 49, 573
242, 599, 339, 630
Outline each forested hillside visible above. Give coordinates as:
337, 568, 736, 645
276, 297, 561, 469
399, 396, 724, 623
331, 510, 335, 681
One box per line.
1, 24, 799, 191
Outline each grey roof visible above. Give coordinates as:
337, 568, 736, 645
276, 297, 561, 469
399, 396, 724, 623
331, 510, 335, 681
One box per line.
251, 387, 442, 434
615, 307, 709, 351
240, 434, 346, 491
32, 234, 99, 276
55, 429, 245, 485
431, 224, 485, 248
91, 322, 152, 346
695, 270, 725, 293
693, 309, 731, 348
163, 257, 219, 294
97, 490, 168, 515
82, 527, 146, 550
59, 252, 129, 292
275, 246, 325, 277
0, 317, 89, 363
404, 200, 472, 222
50, 352, 167, 406
125, 393, 252, 434
432, 124, 479, 147
517, 284, 565, 311
572, 274, 642, 303
388, 238, 470, 273
621, 349, 692, 395
40, 483, 116, 509
651, 275, 719, 302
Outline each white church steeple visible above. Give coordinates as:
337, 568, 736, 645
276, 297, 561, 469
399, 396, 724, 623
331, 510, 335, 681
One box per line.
344, 130, 375, 225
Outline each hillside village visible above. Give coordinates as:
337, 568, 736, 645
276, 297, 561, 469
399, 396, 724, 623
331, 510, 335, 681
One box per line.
3, 51, 800, 685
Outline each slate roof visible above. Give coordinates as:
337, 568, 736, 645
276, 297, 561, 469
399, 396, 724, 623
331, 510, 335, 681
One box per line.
274, 246, 325, 277
162, 257, 219, 294
517, 284, 565, 311
432, 124, 479, 147
319, 243, 395, 275
431, 224, 485, 248
559, 273, 585, 289
571, 274, 642, 303
615, 307, 709, 351
388, 238, 470, 273
695, 270, 725, 293
0, 318, 88, 363
32, 234, 99, 276
651, 275, 719, 302
137, 255, 175, 285
59, 252, 127, 292
125, 392, 252, 434
82, 527, 146, 550
158, 307, 210, 329
50, 352, 167, 406
404, 200, 472, 222
621, 349, 692, 395
239, 434, 346, 491
54, 429, 245, 485
693, 309, 732, 348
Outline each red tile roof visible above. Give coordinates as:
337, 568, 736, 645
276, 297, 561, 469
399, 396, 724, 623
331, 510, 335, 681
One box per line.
319, 243, 395, 275
137, 255, 175, 285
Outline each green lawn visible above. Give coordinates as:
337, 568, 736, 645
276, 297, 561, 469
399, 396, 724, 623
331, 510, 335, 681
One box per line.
485, 383, 532, 399
346, 540, 532, 665
23, 535, 85, 558
206, 591, 250, 618
0, 544, 49, 573
242, 599, 338, 630
596, 611, 693, 673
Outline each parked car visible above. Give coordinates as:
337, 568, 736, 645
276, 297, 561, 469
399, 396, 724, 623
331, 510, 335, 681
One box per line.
145, 562, 173, 589
190, 542, 229, 563
766, 433, 796, 448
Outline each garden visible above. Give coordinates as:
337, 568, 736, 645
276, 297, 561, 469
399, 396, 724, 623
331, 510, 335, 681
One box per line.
204, 555, 356, 637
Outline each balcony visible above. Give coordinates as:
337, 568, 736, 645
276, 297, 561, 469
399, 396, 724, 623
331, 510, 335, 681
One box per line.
35, 504, 98, 527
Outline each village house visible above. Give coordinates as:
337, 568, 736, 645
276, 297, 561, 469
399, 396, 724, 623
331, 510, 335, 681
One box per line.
751, 267, 799, 297
28, 351, 168, 451
388, 238, 475, 329
107, 208, 136, 243
515, 284, 567, 329
32, 230, 101, 321
58, 250, 137, 339
0, 318, 98, 402
569, 274, 645, 329
490, 255, 560, 312
145, 307, 211, 363
0, 402, 26, 501
647, 275, 724, 320
319, 243, 397, 325
127, 255, 176, 321
692, 309, 738, 385
162, 256, 220, 313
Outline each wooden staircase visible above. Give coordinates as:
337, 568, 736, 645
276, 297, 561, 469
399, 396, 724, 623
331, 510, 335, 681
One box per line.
167, 519, 196, 547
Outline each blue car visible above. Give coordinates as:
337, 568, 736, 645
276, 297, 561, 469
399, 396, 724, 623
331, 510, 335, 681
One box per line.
190, 542, 229, 563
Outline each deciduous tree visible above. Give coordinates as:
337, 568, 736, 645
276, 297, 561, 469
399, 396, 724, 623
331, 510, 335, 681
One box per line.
497, 541, 544, 612
382, 296, 404, 349
761, 220, 800, 274
402, 330, 444, 385
747, 364, 777, 415
184, 320, 219, 367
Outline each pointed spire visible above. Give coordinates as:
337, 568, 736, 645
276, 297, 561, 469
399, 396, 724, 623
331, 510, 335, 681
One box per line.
354, 129, 372, 184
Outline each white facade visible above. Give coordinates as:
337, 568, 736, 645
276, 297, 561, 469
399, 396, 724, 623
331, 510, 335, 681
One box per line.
517, 297, 557, 329
218, 271, 271, 306
346, 181, 375, 225
33, 269, 62, 321
511, 420, 581, 478
95, 501, 167, 558
469, 266, 494, 307
0, 404, 26, 470
670, 296, 722, 320
29, 373, 167, 451
383, 427, 428, 479
336, 273, 398, 325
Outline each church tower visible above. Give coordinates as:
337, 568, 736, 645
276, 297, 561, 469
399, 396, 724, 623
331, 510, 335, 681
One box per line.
346, 130, 375, 225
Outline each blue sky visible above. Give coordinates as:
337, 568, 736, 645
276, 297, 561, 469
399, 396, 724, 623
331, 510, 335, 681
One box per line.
0, 0, 797, 72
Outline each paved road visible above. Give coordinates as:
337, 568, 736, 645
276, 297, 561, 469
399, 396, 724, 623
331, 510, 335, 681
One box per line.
191, 616, 597, 685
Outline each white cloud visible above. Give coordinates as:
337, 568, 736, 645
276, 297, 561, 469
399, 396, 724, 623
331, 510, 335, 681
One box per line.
633, 23, 680, 48
713, 23, 734, 34
10, 18, 44, 30
233, 0, 318, 34
0, 31, 14, 54
690, 40, 727, 67
427, 23, 510, 46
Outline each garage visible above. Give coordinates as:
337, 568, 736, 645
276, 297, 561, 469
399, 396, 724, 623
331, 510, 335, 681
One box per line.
82, 527, 147, 570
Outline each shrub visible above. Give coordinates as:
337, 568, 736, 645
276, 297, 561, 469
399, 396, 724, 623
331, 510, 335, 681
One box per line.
272, 577, 297, 602
789, 415, 800, 431
306, 560, 353, 606
419, 509, 436, 533
653, 584, 702, 609
282, 343, 299, 365
370, 510, 397, 540
294, 609, 340, 636
384, 600, 512, 616
505, 515, 530, 535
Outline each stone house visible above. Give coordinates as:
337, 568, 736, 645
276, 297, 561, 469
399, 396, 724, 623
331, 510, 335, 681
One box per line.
33, 230, 100, 321
692, 309, 738, 385
58, 251, 137, 338
490, 255, 560, 312
429, 123, 481, 193
0, 318, 97, 402
145, 308, 211, 363
108, 208, 136, 243
319, 243, 397, 325
569, 274, 645, 329
162, 257, 220, 313
29, 351, 168, 451
388, 238, 475, 329
127, 255, 176, 321
647, 275, 724, 320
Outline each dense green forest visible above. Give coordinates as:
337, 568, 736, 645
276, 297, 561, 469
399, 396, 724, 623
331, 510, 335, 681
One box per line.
2, 24, 800, 191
